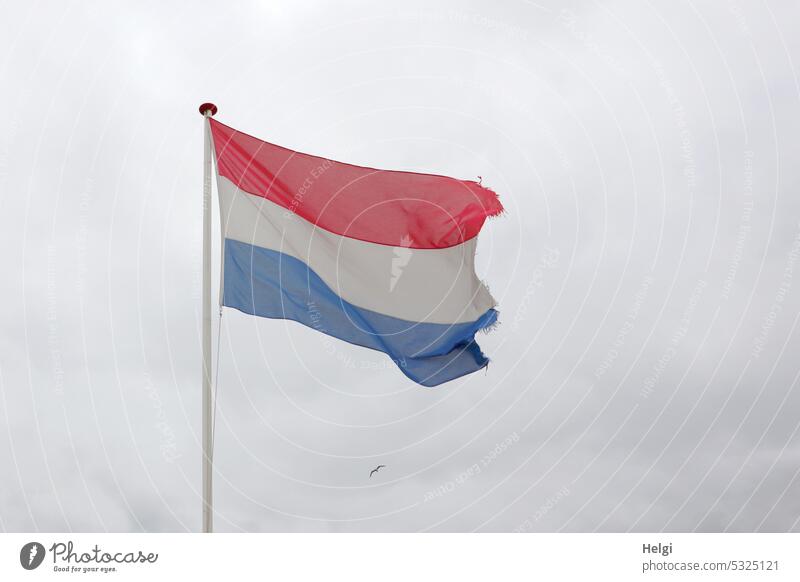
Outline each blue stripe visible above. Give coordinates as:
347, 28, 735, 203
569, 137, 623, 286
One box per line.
223, 238, 497, 387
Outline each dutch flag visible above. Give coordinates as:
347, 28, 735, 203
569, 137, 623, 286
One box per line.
210, 119, 502, 387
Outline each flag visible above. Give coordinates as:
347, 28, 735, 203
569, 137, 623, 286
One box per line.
209, 119, 502, 386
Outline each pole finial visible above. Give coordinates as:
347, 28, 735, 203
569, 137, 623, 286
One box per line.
198, 102, 218, 116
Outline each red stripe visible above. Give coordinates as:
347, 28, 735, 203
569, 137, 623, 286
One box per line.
209, 119, 503, 249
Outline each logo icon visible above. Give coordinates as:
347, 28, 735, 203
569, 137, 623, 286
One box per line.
390, 234, 414, 292
20, 542, 46, 570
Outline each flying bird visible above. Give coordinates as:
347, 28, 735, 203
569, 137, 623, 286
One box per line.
369, 465, 386, 478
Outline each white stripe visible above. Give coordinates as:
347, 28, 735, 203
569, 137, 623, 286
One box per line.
217, 176, 495, 324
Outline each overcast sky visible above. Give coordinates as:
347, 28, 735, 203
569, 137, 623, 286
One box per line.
1, 0, 800, 532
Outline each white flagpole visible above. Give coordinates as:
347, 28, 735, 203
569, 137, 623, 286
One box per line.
199, 102, 217, 533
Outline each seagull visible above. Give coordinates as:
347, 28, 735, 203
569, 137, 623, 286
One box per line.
369, 465, 386, 478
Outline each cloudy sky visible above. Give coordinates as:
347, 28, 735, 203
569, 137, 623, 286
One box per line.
1, 0, 800, 532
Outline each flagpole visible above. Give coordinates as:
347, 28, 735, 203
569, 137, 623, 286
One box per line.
199, 102, 218, 533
